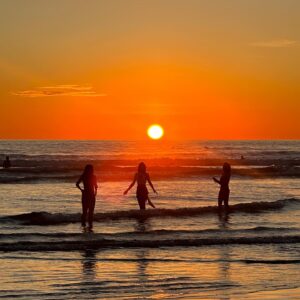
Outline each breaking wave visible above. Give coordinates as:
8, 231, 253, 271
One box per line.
1, 198, 299, 226
1, 235, 299, 252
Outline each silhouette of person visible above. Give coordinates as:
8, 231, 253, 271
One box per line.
76, 164, 98, 229
3, 156, 11, 169
124, 162, 157, 210
213, 162, 231, 210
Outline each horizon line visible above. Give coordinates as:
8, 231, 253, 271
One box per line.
0, 138, 299, 142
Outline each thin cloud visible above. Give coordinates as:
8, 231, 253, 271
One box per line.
12, 85, 106, 97
250, 39, 297, 48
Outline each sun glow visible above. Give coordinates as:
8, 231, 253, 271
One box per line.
147, 124, 164, 140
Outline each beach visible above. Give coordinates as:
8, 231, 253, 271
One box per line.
0, 140, 300, 299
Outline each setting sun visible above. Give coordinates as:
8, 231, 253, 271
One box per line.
147, 124, 164, 140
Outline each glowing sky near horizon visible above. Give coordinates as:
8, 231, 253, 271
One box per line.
0, 0, 299, 140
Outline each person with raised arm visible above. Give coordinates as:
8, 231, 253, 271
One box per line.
124, 162, 157, 210
213, 162, 231, 210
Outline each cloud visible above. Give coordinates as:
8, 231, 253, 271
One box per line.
250, 39, 298, 48
12, 85, 106, 97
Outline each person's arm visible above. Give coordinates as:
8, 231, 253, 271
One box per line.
147, 173, 157, 193
94, 176, 98, 196
213, 177, 221, 184
76, 175, 84, 191
124, 173, 137, 195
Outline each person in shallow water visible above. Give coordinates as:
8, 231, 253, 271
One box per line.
76, 164, 98, 229
124, 162, 157, 210
3, 156, 11, 169
213, 162, 231, 210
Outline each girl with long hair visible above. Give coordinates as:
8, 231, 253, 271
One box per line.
76, 164, 98, 229
124, 162, 157, 210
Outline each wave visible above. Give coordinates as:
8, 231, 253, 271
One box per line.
0, 226, 296, 239
1, 198, 299, 226
0, 175, 76, 184
0, 234, 299, 252
0, 158, 299, 183
244, 259, 300, 264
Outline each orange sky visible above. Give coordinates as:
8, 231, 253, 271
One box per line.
0, 0, 299, 140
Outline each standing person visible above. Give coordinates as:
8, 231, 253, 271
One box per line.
124, 162, 157, 210
213, 162, 231, 210
3, 156, 11, 169
76, 164, 98, 230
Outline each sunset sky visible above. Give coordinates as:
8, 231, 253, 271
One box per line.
0, 0, 299, 140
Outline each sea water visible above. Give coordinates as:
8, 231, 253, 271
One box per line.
0, 140, 299, 299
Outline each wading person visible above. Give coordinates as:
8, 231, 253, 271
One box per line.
3, 156, 11, 169
76, 164, 98, 230
124, 162, 157, 210
213, 162, 231, 210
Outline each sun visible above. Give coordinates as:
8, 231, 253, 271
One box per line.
147, 124, 164, 140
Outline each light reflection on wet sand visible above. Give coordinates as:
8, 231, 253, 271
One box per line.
1, 243, 300, 299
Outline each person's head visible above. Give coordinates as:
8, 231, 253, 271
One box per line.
83, 164, 94, 178
223, 162, 231, 174
6, 156, 9, 161
138, 162, 146, 173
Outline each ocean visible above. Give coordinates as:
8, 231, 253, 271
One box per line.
0, 140, 299, 299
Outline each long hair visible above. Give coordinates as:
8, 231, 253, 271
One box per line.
82, 164, 94, 180
223, 162, 231, 175
137, 162, 146, 174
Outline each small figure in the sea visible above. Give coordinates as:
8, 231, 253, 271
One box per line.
213, 162, 231, 210
76, 164, 98, 230
3, 156, 11, 169
123, 162, 157, 210
241, 155, 245, 160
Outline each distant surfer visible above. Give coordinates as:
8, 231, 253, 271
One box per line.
213, 162, 231, 210
3, 156, 11, 169
76, 164, 98, 230
124, 162, 157, 210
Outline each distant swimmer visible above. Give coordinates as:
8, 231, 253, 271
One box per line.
213, 162, 231, 210
124, 162, 157, 210
3, 156, 11, 169
241, 155, 245, 160
76, 164, 98, 230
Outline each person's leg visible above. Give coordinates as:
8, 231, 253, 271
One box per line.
88, 198, 96, 228
218, 189, 223, 209
224, 191, 229, 210
138, 197, 146, 210
147, 197, 155, 208
218, 198, 223, 209
81, 195, 88, 227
